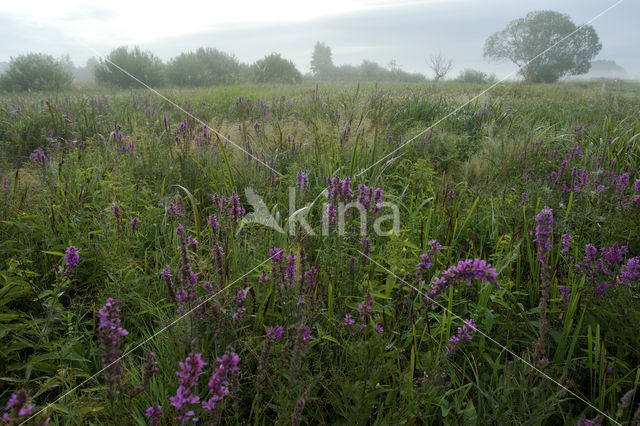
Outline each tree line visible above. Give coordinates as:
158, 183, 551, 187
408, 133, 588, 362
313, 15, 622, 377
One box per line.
0, 10, 607, 92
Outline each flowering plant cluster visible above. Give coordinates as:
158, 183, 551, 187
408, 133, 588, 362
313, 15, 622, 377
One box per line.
427, 259, 498, 301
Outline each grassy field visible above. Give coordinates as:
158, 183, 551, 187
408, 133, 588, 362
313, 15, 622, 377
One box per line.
1, 80, 639, 425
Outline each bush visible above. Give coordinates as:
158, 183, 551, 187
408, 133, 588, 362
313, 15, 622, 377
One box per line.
95, 46, 165, 89
251, 53, 302, 84
455, 69, 497, 84
0, 53, 73, 92
167, 48, 240, 87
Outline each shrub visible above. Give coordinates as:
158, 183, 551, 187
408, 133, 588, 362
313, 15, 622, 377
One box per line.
0, 53, 73, 92
455, 69, 497, 84
167, 48, 240, 87
251, 53, 302, 84
95, 46, 165, 89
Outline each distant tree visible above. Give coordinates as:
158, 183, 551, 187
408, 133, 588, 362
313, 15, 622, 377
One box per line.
167, 48, 240, 87
483, 10, 601, 83
0, 53, 73, 92
427, 52, 453, 82
455, 69, 497, 84
252, 53, 302, 84
581, 60, 627, 79
310, 42, 334, 79
95, 46, 165, 88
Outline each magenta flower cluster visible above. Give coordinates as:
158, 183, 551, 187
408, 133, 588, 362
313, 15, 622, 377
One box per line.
325, 176, 354, 224
202, 348, 241, 417
416, 240, 443, 283
532, 206, 553, 263
356, 184, 383, 212
445, 318, 477, 356
64, 246, 79, 275
575, 244, 639, 297
97, 298, 128, 385
2, 389, 48, 425
267, 247, 297, 289
296, 171, 309, 189
170, 352, 206, 424
428, 259, 498, 301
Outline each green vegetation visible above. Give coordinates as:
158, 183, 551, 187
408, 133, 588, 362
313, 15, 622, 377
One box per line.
1, 80, 639, 424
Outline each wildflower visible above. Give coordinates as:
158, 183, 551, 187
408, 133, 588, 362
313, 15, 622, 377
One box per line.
97, 298, 128, 386
445, 318, 476, 356
208, 214, 218, 233
522, 192, 528, 203
374, 324, 383, 333
343, 314, 355, 326
285, 253, 297, 289
349, 256, 357, 273
145, 405, 163, 425
1, 389, 48, 425
161, 265, 176, 302
171, 353, 206, 424
129, 217, 140, 233
558, 285, 572, 303
202, 348, 240, 417
64, 246, 79, 275
168, 202, 186, 218
427, 258, 498, 301
296, 171, 309, 189
357, 292, 373, 322
267, 325, 284, 339
417, 240, 443, 283
532, 206, 553, 263
187, 235, 198, 251
560, 233, 572, 254
1, 179, 8, 193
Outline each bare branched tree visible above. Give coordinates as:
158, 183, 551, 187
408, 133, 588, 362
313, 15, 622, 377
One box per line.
427, 53, 453, 82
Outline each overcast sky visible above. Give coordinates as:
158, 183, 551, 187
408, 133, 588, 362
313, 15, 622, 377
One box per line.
1, 0, 638, 79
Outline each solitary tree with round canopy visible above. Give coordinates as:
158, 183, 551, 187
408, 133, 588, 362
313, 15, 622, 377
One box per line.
483, 10, 602, 83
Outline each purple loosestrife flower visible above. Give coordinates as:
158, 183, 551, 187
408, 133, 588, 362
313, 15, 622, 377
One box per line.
267, 325, 284, 339
343, 314, 355, 326
558, 285, 572, 304
129, 217, 140, 233
296, 171, 309, 189
168, 202, 186, 218
374, 324, 383, 333
575, 244, 629, 297
532, 206, 553, 263
427, 258, 498, 301
97, 298, 128, 386
64, 246, 79, 275
560, 233, 572, 254
112, 203, 121, 219
202, 348, 240, 417
284, 253, 298, 289
1, 179, 8, 193
522, 192, 528, 203
445, 318, 476, 357
360, 237, 371, 256
161, 265, 176, 302
416, 240, 443, 283
145, 405, 163, 425
187, 235, 198, 251
226, 191, 245, 226
2, 389, 48, 425
208, 214, 218, 233
615, 172, 630, 192
171, 353, 206, 425
619, 257, 640, 286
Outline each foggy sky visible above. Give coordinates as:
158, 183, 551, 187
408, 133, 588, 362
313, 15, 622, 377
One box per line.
1, 0, 638, 79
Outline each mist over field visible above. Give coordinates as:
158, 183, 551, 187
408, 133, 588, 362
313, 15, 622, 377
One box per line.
1, 0, 639, 79
1, 1, 640, 425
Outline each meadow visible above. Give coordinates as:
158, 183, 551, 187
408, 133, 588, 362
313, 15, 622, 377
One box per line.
1, 80, 639, 425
